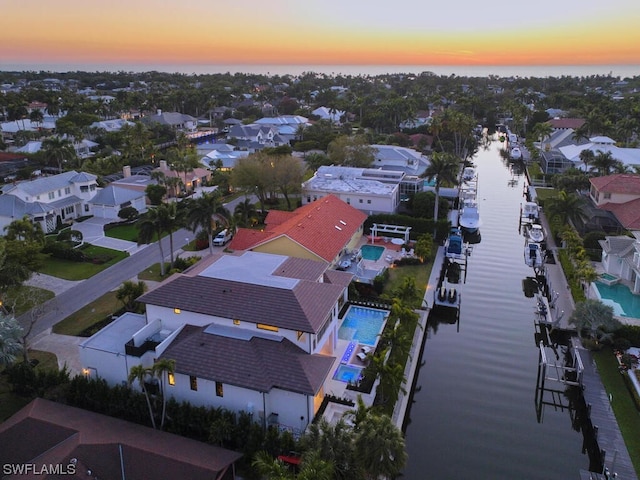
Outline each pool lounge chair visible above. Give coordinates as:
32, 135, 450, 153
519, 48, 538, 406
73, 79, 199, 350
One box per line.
361, 346, 372, 354
356, 352, 368, 362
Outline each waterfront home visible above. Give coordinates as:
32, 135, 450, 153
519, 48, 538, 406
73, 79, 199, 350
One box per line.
0, 170, 98, 233
589, 174, 640, 231
372, 145, 430, 176
143, 110, 197, 133
559, 137, 640, 172
79, 251, 352, 433
229, 194, 367, 267
302, 166, 403, 215
598, 233, 640, 294
0, 398, 242, 479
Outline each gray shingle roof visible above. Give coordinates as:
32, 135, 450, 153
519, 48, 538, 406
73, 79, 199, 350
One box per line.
160, 325, 335, 395
90, 185, 144, 207
1, 170, 95, 197
0, 195, 28, 218
599, 235, 636, 255
138, 274, 343, 333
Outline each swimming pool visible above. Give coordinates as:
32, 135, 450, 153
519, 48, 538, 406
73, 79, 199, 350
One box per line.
360, 244, 385, 261
333, 364, 363, 383
338, 306, 388, 346
593, 281, 640, 318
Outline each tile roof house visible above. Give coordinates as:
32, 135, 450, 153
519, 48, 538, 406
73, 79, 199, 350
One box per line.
0, 170, 98, 233
79, 251, 352, 433
0, 398, 242, 480
559, 137, 640, 172
589, 174, 640, 231
229, 194, 367, 266
547, 118, 586, 130
154, 160, 211, 195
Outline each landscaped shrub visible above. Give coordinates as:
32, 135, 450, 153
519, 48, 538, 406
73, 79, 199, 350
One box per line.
118, 206, 139, 222
43, 240, 86, 262
373, 269, 390, 294
172, 256, 198, 272
5, 362, 70, 396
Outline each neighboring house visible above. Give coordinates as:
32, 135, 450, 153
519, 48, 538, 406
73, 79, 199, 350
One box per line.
589, 174, 640, 231
559, 137, 640, 172
399, 110, 432, 130
0, 398, 242, 480
80, 251, 352, 433
144, 111, 197, 132
226, 124, 281, 147
229, 194, 367, 267
372, 144, 430, 176
199, 144, 250, 171
153, 160, 211, 195
547, 117, 585, 131
89, 118, 135, 132
89, 184, 147, 219
254, 115, 308, 127
302, 166, 403, 215
598, 231, 640, 294
312, 106, 344, 124
0, 170, 98, 232
0, 151, 31, 180
15, 139, 99, 159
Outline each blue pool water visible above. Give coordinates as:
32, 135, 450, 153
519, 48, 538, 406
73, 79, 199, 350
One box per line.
594, 281, 640, 318
333, 364, 364, 383
360, 244, 385, 261
338, 306, 388, 346
423, 178, 436, 187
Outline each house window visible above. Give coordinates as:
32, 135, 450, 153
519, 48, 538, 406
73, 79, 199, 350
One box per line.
84, 204, 90, 212
64, 187, 71, 195
346, 198, 350, 205
174, 308, 181, 314
48, 192, 55, 200
367, 199, 371, 204
90, 184, 96, 191
257, 323, 279, 332
80, 186, 89, 193
604, 193, 611, 199
189, 376, 198, 391
58, 190, 62, 197
359, 199, 363, 204
306, 196, 311, 203
233, 319, 241, 325
168, 373, 175, 386
216, 381, 224, 397
65, 206, 74, 215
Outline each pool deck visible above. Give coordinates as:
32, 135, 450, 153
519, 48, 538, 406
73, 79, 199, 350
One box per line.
337, 236, 417, 283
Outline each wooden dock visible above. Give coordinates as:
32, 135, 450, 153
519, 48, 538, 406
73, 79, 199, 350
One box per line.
577, 339, 637, 480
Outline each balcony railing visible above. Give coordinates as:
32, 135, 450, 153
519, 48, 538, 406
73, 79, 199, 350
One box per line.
124, 338, 160, 357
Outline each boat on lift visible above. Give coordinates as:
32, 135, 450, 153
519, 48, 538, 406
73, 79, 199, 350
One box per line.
524, 240, 545, 269
459, 199, 481, 234
444, 228, 466, 260
510, 146, 523, 161
462, 166, 477, 182
521, 201, 540, 224
434, 258, 462, 309
525, 223, 545, 243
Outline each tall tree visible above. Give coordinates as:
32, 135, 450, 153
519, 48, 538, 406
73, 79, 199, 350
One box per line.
420, 151, 459, 228
569, 299, 621, 344
41, 136, 76, 172
327, 135, 375, 167
591, 150, 617, 176
127, 364, 157, 429
116, 280, 147, 312
152, 358, 175, 430
544, 191, 587, 227
186, 192, 228, 255
0, 314, 23, 367
354, 413, 407, 480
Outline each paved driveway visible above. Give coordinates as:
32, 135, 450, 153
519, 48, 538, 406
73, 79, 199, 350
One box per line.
73, 217, 146, 254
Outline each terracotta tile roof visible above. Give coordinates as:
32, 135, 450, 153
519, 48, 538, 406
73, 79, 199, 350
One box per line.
547, 118, 586, 129
160, 325, 335, 395
590, 174, 640, 194
138, 273, 344, 333
265, 209, 297, 225
601, 198, 640, 229
0, 398, 242, 479
228, 195, 367, 262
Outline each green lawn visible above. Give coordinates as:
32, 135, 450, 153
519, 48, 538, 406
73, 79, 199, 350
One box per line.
533, 187, 559, 204
37, 245, 129, 280
138, 263, 170, 282
52, 290, 121, 336
593, 348, 640, 474
383, 262, 432, 308
105, 223, 139, 242
3, 286, 55, 316
0, 350, 59, 422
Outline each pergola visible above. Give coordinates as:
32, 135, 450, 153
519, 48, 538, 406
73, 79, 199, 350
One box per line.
370, 223, 412, 244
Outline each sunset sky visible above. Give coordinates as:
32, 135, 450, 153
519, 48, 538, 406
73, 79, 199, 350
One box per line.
2, 0, 640, 69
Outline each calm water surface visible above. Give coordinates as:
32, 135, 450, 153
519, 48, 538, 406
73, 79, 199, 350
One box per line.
403, 142, 589, 479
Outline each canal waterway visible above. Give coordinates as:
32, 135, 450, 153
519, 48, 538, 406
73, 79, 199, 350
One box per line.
403, 141, 589, 479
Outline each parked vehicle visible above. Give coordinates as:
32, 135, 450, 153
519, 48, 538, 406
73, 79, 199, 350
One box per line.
213, 229, 233, 246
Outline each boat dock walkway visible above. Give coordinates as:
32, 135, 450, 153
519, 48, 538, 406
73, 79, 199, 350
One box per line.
578, 340, 637, 480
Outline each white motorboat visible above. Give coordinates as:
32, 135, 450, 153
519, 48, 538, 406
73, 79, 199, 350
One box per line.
462, 166, 476, 182
521, 201, 539, 223
524, 241, 544, 269
526, 224, 545, 243
459, 200, 481, 234
444, 228, 466, 259
510, 147, 522, 161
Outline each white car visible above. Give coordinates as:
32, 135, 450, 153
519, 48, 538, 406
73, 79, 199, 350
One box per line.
212, 229, 233, 246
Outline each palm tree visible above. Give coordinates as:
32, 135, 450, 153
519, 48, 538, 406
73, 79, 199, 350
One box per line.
578, 149, 595, 172
186, 192, 227, 255
116, 280, 147, 312
544, 191, 587, 228
159, 202, 180, 267
234, 198, 258, 227
42, 136, 76, 173
354, 413, 407, 480
127, 364, 157, 429
420, 151, 459, 227
568, 299, 621, 344
591, 150, 617, 176
137, 207, 168, 276
531, 122, 553, 152
151, 358, 175, 430
300, 419, 359, 480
